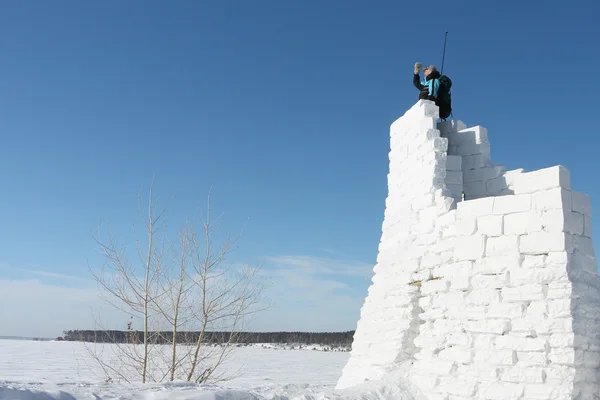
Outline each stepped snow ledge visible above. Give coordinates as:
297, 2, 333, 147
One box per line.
336, 100, 600, 399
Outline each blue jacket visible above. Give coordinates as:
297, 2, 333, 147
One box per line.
422, 78, 440, 98
413, 71, 441, 100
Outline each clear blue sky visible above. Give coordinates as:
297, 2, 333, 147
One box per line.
1, 0, 598, 337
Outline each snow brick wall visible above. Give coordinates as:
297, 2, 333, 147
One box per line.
336, 100, 600, 399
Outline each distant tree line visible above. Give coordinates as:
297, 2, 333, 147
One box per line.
60, 330, 355, 347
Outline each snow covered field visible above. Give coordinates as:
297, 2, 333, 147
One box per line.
0, 339, 415, 399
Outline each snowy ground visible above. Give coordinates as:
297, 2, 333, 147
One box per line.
0, 339, 417, 399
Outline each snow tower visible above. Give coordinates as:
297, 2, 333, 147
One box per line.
336, 100, 600, 399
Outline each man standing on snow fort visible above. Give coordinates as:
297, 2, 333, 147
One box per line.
413, 62, 441, 101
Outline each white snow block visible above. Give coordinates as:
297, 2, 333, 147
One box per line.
447, 183, 463, 200
463, 165, 504, 183
520, 232, 569, 254
438, 346, 473, 364
474, 349, 518, 366
517, 351, 547, 366
495, 336, 547, 352
572, 235, 595, 258
584, 215, 593, 237
463, 181, 487, 198
393, 100, 437, 125
523, 383, 557, 399
542, 209, 584, 234
445, 170, 462, 185
458, 364, 499, 381
504, 211, 543, 235
572, 190, 592, 217
473, 255, 520, 274
457, 197, 494, 218
456, 215, 477, 236
454, 235, 486, 260
435, 377, 477, 397
510, 266, 568, 286
410, 374, 439, 392
477, 215, 503, 236
533, 187, 571, 211
479, 382, 524, 399
511, 165, 571, 194
465, 320, 510, 334
448, 126, 488, 146
502, 285, 546, 302
418, 100, 440, 118
467, 289, 501, 306
471, 271, 509, 289
462, 153, 491, 170
457, 139, 491, 157
486, 175, 509, 194
413, 359, 455, 375
503, 169, 525, 187
421, 279, 450, 295
446, 155, 462, 171
493, 194, 532, 215
438, 120, 467, 135
486, 235, 519, 256
487, 302, 526, 319
501, 366, 545, 383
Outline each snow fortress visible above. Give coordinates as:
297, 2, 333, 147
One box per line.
336, 100, 600, 399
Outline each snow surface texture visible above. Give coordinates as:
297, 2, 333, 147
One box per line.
336, 100, 600, 399
0, 339, 418, 399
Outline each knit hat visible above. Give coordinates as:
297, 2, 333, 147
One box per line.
425, 65, 437, 72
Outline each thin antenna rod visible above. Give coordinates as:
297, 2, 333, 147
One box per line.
441, 31, 448, 75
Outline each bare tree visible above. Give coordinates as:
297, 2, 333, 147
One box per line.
182, 191, 265, 383
88, 181, 268, 384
